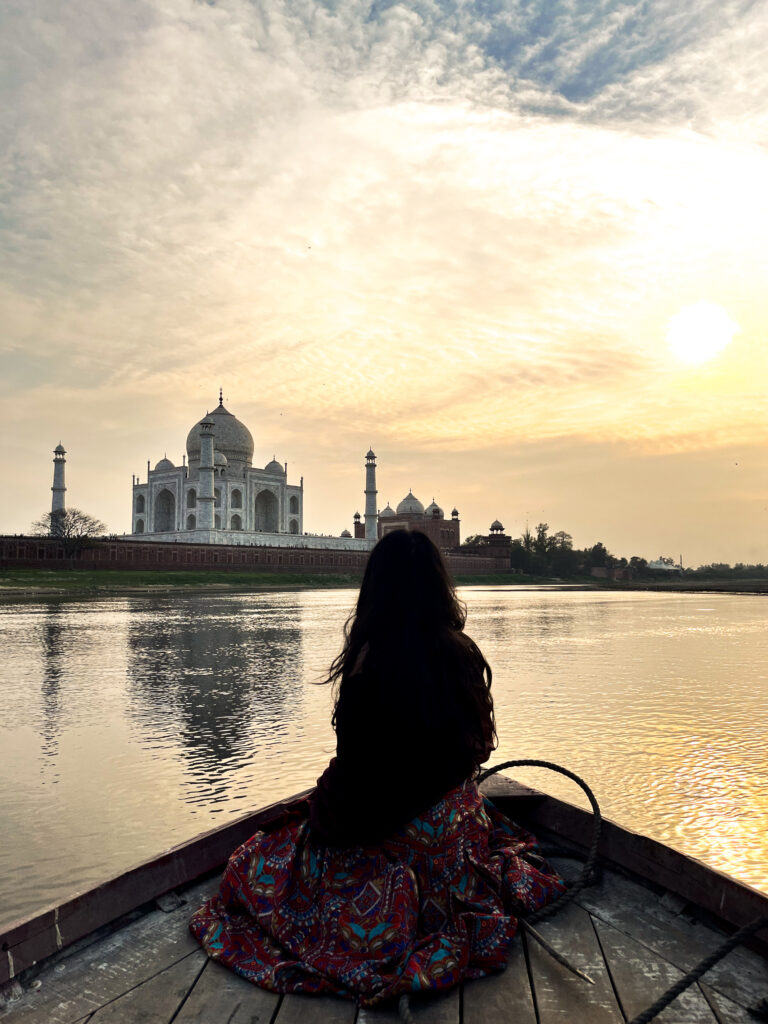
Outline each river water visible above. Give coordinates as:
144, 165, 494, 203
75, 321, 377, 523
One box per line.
1, 587, 767, 929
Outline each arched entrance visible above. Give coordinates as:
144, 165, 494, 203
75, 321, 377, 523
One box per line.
154, 489, 175, 532
255, 490, 278, 532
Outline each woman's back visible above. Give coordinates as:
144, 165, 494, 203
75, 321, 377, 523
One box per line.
190, 528, 564, 1008
310, 530, 496, 845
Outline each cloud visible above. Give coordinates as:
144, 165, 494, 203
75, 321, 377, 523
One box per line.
1, 0, 767, 557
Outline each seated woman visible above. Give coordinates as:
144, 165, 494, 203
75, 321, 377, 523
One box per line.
190, 529, 564, 1005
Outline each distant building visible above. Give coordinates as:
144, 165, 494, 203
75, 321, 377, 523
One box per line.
647, 557, 682, 572
50, 399, 467, 553
127, 394, 337, 547
459, 521, 513, 559
353, 483, 461, 550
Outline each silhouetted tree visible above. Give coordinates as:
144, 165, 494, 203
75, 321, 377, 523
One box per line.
461, 534, 488, 547
31, 509, 107, 556
533, 523, 551, 557
585, 542, 611, 568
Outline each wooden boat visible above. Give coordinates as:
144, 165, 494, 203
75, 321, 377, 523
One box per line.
1, 775, 767, 1023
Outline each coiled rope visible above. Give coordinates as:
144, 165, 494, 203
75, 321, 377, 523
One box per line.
395, 760, 768, 1023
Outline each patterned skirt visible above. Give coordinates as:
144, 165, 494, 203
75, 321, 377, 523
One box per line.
189, 781, 565, 1005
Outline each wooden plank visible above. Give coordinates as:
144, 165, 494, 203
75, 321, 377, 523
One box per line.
402, 988, 459, 1023
357, 1000, 401, 1022
462, 942, 536, 1024
478, 775, 545, 806
525, 901, 623, 1023
574, 868, 768, 1012
700, 981, 764, 1024
0, 790, 312, 985
274, 992, 357, 1023
494, 791, 768, 955
86, 951, 205, 1023
351, 989, 461, 1023
593, 916, 718, 1022
2, 880, 212, 1024
173, 958, 280, 1023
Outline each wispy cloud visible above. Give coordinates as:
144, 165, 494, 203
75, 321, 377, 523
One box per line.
1, 0, 767, 559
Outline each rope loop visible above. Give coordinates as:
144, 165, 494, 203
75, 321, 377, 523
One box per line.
398, 761, 767, 1024
477, 758, 603, 922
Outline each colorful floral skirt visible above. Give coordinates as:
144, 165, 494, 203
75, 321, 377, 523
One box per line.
189, 781, 565, 1005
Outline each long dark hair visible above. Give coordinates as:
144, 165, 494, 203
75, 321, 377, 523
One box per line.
328, 529, 496, 764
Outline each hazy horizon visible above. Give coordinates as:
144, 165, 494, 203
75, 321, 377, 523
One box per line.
2, 0, 766, 566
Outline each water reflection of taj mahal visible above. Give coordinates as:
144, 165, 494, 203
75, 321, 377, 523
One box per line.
128, 395, 461, 550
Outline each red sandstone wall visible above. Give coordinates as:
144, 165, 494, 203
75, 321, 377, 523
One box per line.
0, 537, 509, 575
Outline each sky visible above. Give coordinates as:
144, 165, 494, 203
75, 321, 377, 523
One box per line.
2, 0, 767, 566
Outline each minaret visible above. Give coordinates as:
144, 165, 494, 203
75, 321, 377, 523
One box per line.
51, 444, 67, 515
197, 417, 215, 530
364, 449, 378, 541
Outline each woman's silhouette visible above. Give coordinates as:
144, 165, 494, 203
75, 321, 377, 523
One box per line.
191, 530, 563, 1005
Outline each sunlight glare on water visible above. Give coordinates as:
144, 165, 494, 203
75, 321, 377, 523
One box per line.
0, 587, 766, 927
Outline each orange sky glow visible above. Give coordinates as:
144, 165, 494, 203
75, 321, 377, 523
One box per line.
1, 1, 767, 566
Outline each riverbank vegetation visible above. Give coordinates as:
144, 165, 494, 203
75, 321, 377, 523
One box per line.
0, 568, 365, 595
462, 522, 767, 589
2, 565, 766, 598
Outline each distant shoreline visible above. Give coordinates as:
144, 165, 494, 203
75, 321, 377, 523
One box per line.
1, 567, 767, 600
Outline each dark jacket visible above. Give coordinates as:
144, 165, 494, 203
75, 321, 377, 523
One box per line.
309, 653, 493, 846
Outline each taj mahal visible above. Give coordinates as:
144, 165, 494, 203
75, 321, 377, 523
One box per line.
49, 394, 463, 551
128, 393, 326, 548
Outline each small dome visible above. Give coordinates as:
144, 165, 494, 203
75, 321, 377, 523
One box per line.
341, 529, 352, 537
154, 457, 175, 472
379, 503, 395, 518
264, 458, 284, 475
425, 499, 444, 518
490, 519, 504, 532
214, 451, 228, 466
366, 448, 376, 459
54, 443, 66, 454
451, 508, 459, 518
396, 490, 424, 515
354, 511, 361, 520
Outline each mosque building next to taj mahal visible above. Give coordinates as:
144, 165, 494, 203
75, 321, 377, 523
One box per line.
126, 395, 461, 551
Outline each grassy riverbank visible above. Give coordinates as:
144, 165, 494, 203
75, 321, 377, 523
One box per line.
1, 567, 767, 598
0, 567, 538, 596
0, 567, 365, 596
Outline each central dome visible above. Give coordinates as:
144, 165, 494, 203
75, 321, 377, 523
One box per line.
186, 403, 254, 466
396, 490, 424, 515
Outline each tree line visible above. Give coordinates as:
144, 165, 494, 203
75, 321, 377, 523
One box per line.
462, 523, 766, 578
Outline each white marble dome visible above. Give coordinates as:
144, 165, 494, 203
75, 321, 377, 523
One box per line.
379, 502, 396, 518
397, 490, 424, 515
214, 451, 228, 466
154, 456, 175, 472
425, 499, 443, 518
187, 403, 254, 465
264, 458, 285, 475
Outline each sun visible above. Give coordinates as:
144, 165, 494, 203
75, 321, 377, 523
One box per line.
666, 302, 739, 365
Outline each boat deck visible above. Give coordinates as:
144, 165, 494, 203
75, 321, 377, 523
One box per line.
3, 857, 767, 1024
